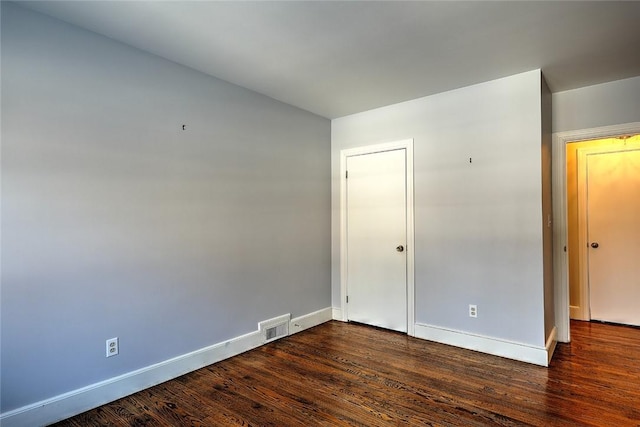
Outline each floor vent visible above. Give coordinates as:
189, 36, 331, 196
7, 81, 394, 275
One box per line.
259, 314, 291, 343
265, 323, 288, 342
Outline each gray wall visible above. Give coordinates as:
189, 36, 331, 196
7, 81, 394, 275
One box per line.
332, 70, 548, 347
1, 3, 330, 412
552, 76, 640, 133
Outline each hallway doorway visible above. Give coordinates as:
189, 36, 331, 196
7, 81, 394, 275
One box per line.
566, 135, 640, 326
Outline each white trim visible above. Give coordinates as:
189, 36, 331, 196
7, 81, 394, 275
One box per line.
332, 307, 343, 321
0, 307, 332, 427
289, 307, 333, 335
575, 142, 640, 323
552, 129, 570, 341
259, 313, 291, 332
576, 146, 591, 322
406, 141, 415, 337
414, 323, 552, 367
552, 122, 640, 343
339, 139, 416, 336
546, 327, 558, 366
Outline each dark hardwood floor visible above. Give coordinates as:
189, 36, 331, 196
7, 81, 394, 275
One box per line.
52, 320, 640, 426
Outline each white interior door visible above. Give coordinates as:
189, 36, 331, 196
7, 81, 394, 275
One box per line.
346, 149, 407, 332
587, 148, 640, 326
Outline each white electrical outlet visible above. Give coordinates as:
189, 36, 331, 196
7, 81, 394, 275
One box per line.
106, 337, 119, 357
469, 304, 478, 318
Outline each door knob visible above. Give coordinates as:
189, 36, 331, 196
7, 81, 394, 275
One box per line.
396, 245, 404, 252
590, 242, 599, 249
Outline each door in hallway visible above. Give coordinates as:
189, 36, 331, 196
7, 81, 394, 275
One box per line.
587, 148, 640, 326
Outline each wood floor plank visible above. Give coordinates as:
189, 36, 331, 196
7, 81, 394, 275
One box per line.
51, 320, 640, 426
248, 341, 513, 426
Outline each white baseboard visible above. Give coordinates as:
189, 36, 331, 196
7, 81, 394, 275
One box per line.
546, 326, 558, 365
289, 307, 333, 335
414, 323, 552, 367
1, 307, 332, 427
332, 307, 343, 321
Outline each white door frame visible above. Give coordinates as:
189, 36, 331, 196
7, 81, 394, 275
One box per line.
576, 142, 640, 321
340, 139, 415, 336
552, 122, 640, 342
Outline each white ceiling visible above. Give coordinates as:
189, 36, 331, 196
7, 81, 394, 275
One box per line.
20, 1, 640, 119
